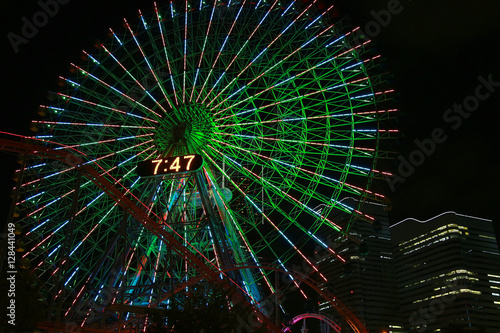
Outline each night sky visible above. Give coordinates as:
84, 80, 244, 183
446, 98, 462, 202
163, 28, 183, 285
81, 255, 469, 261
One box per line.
1, 0, 499, 244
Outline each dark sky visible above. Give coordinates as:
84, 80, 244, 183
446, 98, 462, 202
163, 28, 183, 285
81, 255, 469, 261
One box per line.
1, 0, 499, 243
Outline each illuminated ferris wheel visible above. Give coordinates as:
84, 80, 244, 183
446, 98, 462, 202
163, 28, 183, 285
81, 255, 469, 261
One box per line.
11, 0, 396, 331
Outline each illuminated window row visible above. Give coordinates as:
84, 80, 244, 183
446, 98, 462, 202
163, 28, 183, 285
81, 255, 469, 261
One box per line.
399, 224, 468, 247
445, 276, 479, 283
413, 289, 482, 303
434, 277, 480, 291
402, 236, 450, 255
401, 228, 463, 252
479, 234, 496, 240
404, 270, 477, 288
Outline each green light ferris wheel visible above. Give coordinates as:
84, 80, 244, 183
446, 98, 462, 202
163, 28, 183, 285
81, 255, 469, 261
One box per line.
13, 0, 397, 330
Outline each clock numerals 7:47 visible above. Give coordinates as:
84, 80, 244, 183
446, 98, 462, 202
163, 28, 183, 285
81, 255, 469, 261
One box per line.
151, 155, 197, 175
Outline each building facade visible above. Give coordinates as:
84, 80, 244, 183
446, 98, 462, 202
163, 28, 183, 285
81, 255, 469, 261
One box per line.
390, 212, 500, 332
319, 198, 403, 333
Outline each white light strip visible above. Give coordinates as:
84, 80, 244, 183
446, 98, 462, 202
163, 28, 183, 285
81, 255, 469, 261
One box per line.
390, 211, 492, 229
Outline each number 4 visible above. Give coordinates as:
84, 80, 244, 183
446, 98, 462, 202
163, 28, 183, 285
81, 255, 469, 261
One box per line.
170, 156, 181, 172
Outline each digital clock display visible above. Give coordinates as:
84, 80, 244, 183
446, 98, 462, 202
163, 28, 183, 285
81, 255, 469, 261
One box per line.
136, 154, 203, 177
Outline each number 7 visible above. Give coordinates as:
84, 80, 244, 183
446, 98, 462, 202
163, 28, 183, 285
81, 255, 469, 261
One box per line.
183, 155, 195, 170
152, 159, 163, 175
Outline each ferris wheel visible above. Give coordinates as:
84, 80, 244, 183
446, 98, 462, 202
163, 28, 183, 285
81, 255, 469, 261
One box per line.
10, 0, 396, 331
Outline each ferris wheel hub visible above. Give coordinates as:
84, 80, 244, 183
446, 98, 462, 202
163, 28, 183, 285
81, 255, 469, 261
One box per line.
154, 104, 215, 154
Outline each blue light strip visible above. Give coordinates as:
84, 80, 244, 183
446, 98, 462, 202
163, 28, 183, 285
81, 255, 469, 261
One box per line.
275, 75, 296, 87
350, 93, 374, 100
48, 244, 61, 257
341, 61, 363, 71
326, 35, 345, 48
235, 108, 257, 117
252, 48, 267, 62
305, 15, 322, 29
24, 191, 45, 202
213, 71, 226, 88
111, 31, 122, 45
351, 164, 371, 172
86, 192, 105, 208
94, 285, 105, 301
281, 2, 294, 17
140, 12, 148, 29
228, 85, 247, 99
53, 220, 69, 234
64, 267, 79, 286
26, 163, 46, 170
66, 79, 81, 87
118, 155, 137, 167
30, 219, 50, 233
307, 231, 328, 248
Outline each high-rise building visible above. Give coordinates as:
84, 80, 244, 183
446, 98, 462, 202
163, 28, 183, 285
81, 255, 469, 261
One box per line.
390, 212, 500, 332
319, 198, 403, 333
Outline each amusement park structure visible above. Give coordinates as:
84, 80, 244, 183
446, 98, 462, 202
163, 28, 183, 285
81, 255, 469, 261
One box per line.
1, 0, 397, 331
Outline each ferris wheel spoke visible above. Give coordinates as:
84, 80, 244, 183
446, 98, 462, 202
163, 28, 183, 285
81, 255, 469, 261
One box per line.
214, 73, 373, 123
24, 165, 148, 263
202, 0, 281, 105
51, 133, 154, 151
154, 3, 179, 106
207, 144, 342, 231
206, 140, 367, 227
82, 139, 154, 167
47, 85, 159, 125
198, 0, 248, 104
210, 23, 339, 112
181, 0, 188, 103
188, 0, 218, 102
207, 0, 331, 111
215, 147, 351, 199
68, 63, 164, 120
213, 133, 378, 182
66, 202, 121, 259
21, 166, 76, 188
31, 120, 155, 131
208, 145, 342, 236
198, 0, 309, 106
257, 193, 348, 264
123, 17, 176, 112
24, 181, 117, 260
214, 131, 378, 160
202, 151, 316, 291
96, 44, 174, 122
